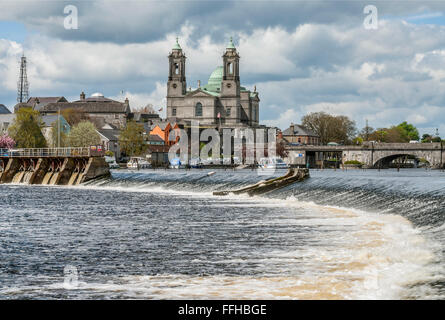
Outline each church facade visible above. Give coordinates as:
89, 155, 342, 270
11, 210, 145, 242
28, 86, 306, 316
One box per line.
166, 38, 259, 128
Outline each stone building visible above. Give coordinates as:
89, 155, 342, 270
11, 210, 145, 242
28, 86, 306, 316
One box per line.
281, 123, 320, 145
166, 38, 259, 128
39, 92, 131, 129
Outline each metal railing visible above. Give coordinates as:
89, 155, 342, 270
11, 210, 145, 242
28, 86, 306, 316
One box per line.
0, 147, 92, 158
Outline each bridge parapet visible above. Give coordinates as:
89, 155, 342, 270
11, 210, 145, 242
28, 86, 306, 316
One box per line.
285, 142, 444, 169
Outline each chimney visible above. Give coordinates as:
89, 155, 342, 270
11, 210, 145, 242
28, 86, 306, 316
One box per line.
197, 80, 201, 88
124, 97, 129, 106
290, 122, 295, 134
80, 91, 85, 100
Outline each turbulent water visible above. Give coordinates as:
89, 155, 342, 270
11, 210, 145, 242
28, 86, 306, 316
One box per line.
0, 168, 444, 299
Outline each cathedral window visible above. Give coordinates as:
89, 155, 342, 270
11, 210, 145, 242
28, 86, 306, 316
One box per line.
174, 63, 179, 75
195, 102, 203, 117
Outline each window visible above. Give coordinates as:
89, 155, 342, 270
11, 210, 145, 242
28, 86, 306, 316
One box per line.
226, 107, 231, 117
174, 63, 179, 75
228, 62, 233, 74
195, 102, 202, 117
172, 108, 176, 116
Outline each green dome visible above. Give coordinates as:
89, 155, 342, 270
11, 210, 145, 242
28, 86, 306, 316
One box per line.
203, 66, 223, 92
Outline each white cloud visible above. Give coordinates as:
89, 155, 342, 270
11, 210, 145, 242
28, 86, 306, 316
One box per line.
0, 13, 445, 137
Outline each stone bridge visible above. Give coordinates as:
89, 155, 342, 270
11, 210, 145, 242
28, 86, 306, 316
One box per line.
286, 142, 444, 169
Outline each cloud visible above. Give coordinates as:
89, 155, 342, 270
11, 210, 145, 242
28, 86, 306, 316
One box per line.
0, 2, 445, 137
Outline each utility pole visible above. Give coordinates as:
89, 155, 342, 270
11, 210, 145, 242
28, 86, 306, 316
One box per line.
58, 108, 61, 148
365, 119, 369, 141
17, 53, 29, 103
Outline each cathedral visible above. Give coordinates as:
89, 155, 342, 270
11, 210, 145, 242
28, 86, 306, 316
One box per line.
166, 38, 260, 128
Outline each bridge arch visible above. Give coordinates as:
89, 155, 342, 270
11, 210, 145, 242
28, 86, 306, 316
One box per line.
372, 151, 433, 168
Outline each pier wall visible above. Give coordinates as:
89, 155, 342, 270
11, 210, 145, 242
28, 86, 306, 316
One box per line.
0, 147, 110, 185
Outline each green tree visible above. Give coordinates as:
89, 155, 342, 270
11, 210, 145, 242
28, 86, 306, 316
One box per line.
8, 107, 47, 148
68, 121, 101, 147
118, 120, 146, 156
421, 133, 441, 143
397, 121, 419, 141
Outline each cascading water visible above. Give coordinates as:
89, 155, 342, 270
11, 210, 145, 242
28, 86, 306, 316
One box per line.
0, 168, 444, 299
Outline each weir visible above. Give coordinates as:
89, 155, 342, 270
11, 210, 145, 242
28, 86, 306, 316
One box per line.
0, 147, 110, 186
213, 168, 310, 196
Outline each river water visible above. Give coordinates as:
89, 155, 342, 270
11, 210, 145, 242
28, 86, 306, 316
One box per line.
0, 168, 444, 299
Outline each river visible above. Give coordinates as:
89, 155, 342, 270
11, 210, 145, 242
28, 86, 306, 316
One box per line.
0, 168, 444, 299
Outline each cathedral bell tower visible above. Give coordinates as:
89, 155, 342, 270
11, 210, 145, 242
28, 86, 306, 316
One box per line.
220, 37, 240, 97
167, 38, 186, 97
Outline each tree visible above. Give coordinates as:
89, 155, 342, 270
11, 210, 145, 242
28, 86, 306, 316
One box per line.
0, 134, 15, 149
422, 134, 442, 143
301, 111, 357, 145
397, 121, 419, 141
359, 125, 375, 141
61, 108, 90, 126
68, 121, 101, 147
8, 107, 47, 148
368, 126, 408, 143
118, 120, 146, 156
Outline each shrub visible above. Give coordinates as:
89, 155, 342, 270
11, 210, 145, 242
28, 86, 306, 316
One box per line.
344, 160, 363, 165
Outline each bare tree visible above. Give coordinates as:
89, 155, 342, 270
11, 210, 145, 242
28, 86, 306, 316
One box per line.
302, 112, 356, 145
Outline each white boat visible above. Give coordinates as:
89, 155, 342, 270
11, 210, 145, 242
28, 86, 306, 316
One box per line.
258, 157, 289, 169
127, 157, 151, 169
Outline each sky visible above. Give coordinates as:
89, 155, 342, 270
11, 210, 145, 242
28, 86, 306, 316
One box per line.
0, 0, 445, 137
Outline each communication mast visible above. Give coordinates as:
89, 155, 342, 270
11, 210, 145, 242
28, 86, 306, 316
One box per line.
17, 53, 29, 103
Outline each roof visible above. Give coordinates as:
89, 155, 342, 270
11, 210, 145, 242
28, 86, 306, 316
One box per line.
282, 124, 318, 137
28, 97, 67, 110
0, 104, 11, 114
41, 99, 130, 114
41, 115, 70, 127
98, 129, 120, 142
151, 121, 172, 131
147, 134, 164, 142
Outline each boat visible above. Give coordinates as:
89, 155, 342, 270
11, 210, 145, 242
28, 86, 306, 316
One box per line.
258, 157, 289, 169
213, 168, 309, 196
169, 157, 186, 169
127, 157, 151, 169
189, 158, 203, 168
